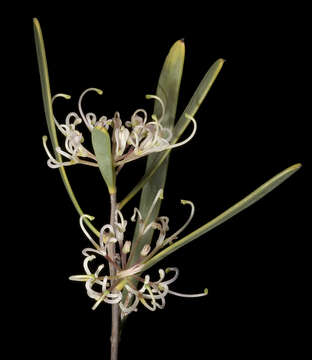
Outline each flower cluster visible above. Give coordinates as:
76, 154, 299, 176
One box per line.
43, 88, 197, 169
70, 190, 208, 318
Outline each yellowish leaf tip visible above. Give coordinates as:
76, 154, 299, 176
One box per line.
95, 125, 109, 135
292, 163, 302, 170
159, 189, 164, 200
284, 163, 302, 175
204, 288, 208, 295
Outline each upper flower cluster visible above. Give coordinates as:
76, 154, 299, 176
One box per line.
70, 190, 207, 318
43, 88, 197, 169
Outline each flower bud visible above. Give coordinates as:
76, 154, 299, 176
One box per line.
122, 241, 131, 254
140, 244, 151, 257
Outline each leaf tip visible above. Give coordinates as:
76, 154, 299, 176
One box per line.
94, 125, 109, 135
288, 163, 302, 174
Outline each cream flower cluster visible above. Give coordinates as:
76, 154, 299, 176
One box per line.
70, 190, 207, 318
43, 88, 197, 169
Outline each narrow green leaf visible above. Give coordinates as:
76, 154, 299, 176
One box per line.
33, 18, 57, 152
127, 40, 185, 266
33, 18, 99, 236
91, 127, 116, 194
119, 58, 224, 210
173, 58, 224, 139
141, 163, 302, 272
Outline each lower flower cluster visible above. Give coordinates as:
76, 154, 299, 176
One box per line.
69, 191, 208, 318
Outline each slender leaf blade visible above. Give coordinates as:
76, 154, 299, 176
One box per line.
119, 58, 225, 210
141, 163, 302, 272
91, 127, 116, 194
127, 40, 185, 266
33, 18, 57, 152
33, 18, 99, 236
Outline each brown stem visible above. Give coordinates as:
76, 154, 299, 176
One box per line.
109, 192, 120, 360
111, 303, 120, 360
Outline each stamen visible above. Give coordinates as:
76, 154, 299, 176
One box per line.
128, 109, 148, 127
115, 209, 127, 232
162, 200, 195, 246
52, 93, 71, 134
157, 269, 166, 283
82, 247, 104, 257
69, 274, 94, 281
79, 215, 100, 250
145, 94, 165, 123
103, 292, 122, 305
95, 264, 105, 277
162, 267, 179, 285
83, 255, 96, 275
86, 278, 102, 300
131, 208, 142, 222
167, 288, 208, 298
166, 114, 197, 150
143, 189, 164, 229
92, 290, 110, 310
140, 292, 157, 311
78, 88, 103, 131
55, 147, 75, 161
42, 136, 56, 163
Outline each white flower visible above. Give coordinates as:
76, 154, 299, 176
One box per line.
113, 95, 197, 166
43, 88, 197, 170
42, 90, 106, 168
69, 190, 207, 317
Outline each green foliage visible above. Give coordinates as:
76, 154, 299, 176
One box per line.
33, 18, 99, 236
92, 127, 116, 194
141, 163, 302, 272
127, 40, 185, 267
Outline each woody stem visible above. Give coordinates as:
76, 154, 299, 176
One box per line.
109, 192, 120, 360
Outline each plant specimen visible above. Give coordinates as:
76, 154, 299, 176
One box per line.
33, 18, 301, 360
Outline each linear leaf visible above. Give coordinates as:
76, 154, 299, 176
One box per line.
119, 58, 224, 210
141, 163, 302, 272
33, 18, 99, 236
91, 127, 116, 194
127, 40, 185, 266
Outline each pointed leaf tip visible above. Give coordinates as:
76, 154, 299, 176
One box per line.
141, 163, 301, 272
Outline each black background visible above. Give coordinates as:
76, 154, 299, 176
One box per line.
6, 4, 308, 359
